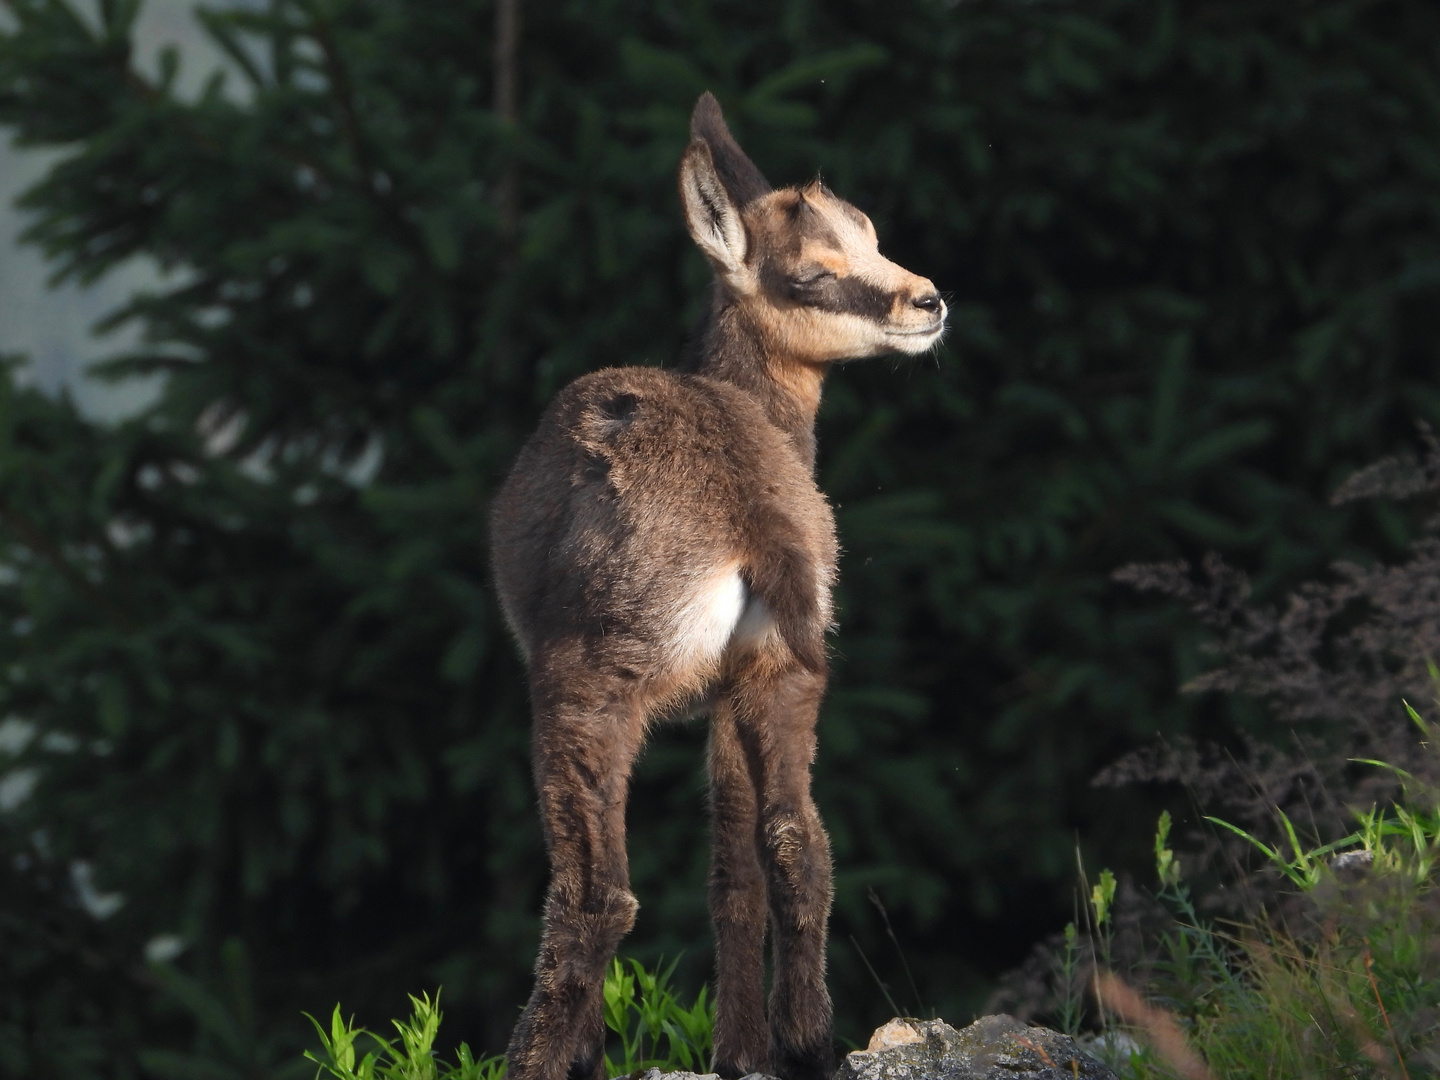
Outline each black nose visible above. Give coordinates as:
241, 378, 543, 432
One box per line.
913, 292, 942, 313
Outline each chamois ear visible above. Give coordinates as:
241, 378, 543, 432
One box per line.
680, 137, 749, 285
689, 92, 772, 207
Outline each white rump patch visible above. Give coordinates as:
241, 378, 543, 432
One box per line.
667, 567, 778, 669
669, 568, 746, 668
732, 592, 777, 652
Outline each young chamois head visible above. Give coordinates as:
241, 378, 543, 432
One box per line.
680, 92, 946, 366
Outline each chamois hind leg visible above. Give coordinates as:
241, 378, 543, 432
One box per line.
708, 700, 769, 1078
732, 660, 835, 1080
506, 665, 645, 1080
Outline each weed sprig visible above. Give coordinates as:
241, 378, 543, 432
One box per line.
304, 993, 505, 1080
601, 957, 713, 1075
303, 959, 714, 1080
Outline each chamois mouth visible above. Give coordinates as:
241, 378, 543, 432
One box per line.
886, 316, 946, 350
890, 324, 944, 336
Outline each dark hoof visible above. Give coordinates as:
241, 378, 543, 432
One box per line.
565, 1051, 604, 1080
772, 1041, 836, 1080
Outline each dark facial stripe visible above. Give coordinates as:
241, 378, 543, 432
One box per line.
795, 274, 895, 322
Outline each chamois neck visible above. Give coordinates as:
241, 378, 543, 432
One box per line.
680, 292, 826, 472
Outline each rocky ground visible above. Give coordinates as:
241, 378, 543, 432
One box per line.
633, 1015, 1116, 1080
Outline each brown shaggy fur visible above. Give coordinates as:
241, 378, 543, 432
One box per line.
491, 92, 945, 1080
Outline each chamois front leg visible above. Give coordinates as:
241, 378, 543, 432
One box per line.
733, 661, 836, 1080
506, 673, 644, 1080
708, 703, 770, 1078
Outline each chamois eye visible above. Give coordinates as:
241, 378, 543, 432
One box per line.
789, 269, 835, 290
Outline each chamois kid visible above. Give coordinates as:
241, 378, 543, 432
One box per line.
491, 93, 945, 1080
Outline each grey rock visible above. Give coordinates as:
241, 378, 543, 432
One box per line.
838, 1016, 1116, 1080
633, 1071, 779, 1080
634, 1070, 714, 1080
